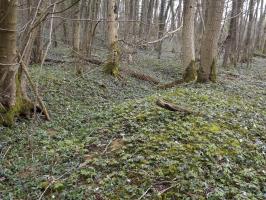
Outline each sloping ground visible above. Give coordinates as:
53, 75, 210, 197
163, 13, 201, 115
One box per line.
0, 57, 265, 199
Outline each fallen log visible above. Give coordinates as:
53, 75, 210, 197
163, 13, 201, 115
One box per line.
121, 68, 160, 85
156, 99, 194, 114
44, 57, 103, 65
158, 79, 184, 89
253, 53, 266, 58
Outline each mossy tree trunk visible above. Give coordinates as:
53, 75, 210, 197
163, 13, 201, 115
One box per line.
182, 0, 197, 82
0, 0, 32, 126
197, 0, 225, 83
105, 0, 120, 76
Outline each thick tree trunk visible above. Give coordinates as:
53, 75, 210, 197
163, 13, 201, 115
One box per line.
0, 0, 32, 126
105, 0, 120, 76
0, 0, 17, 109
182, 0, 197, 82
197, 0, 225, 83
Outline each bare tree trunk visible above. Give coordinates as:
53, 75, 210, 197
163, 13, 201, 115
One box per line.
182, 0, 197, 82
223, 0, 240, 68
82, 0, 101, 57
256, 2, 266, 51
242, 0, 256, 63
73, 0, 82, 74
264, 33, 266, 53
139, 0, 148, 38
105, 0, 120, 75
157, 0, 172, 59
0, 0, 32, 126
146, 0, 155, 40
197, 0, 225, 83
32, 23, 44, 63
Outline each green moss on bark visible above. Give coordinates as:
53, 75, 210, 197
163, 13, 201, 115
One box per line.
0, 73, 33, 126
183, 60, 197, 82
210, 59, 217, 82
104, 42, 120, 76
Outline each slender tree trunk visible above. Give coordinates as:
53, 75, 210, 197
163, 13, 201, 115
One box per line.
243, 0, 256, 63
263, 33, 266, 53
223, 0, 239, 68
139, 0, 148, 38
105, 0, 120, 76
32, 23, 44, 63
197, 0, 225, 83
157, 0, 167, 59
182, 0, 197, 82
73, 0, 82, 74
256, 3, 266, 51
146, 0, 154, 39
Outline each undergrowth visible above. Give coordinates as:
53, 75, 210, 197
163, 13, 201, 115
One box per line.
0, 56, 265, 199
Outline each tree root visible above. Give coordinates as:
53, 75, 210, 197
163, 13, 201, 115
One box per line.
0, 98, 33, 126
158, 61, 197, 89
121, 67, 160, 85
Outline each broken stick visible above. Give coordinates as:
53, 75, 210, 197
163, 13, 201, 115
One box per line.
18, 53, 51, 121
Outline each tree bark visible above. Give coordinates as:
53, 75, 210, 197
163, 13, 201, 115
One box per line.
242, 0, 256, 63
182, 0, 197, 82
0, 0, 32, 126
105, 0, 120, 76
197, 0, 225, 83
0, 0, 17, 109
223, 0, 240, 68
72, 0, 82, 74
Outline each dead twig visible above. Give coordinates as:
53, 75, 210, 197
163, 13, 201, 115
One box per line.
138, 186, 153, 200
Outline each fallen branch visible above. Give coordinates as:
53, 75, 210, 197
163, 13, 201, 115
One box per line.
156, 99, 193, 115
121, 68, 160, 85
44, 57, 103, 66
253, 53, 266, 58
137, 186, 152, 200
18, 53, 51, 121
158, 79, 184, 89
44, 58, 66, 64
144, 25, 183, 45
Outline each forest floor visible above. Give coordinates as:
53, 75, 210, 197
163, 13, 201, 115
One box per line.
0, 52, 266, 199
